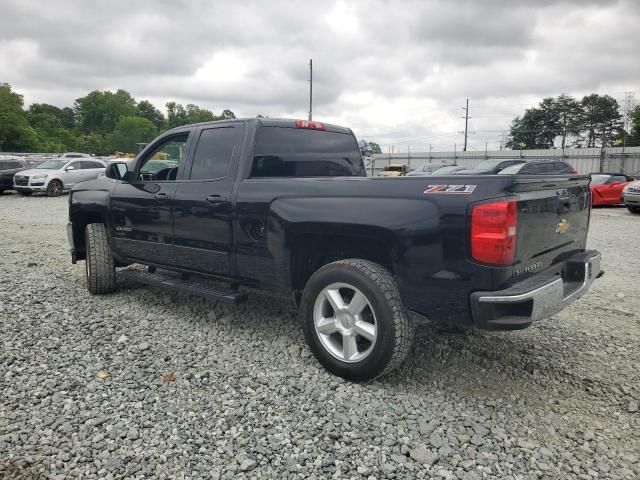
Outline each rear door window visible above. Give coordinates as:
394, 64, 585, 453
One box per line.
251, 127, 365, 177
189, 125, 245, 180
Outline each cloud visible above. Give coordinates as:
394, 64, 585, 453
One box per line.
0, 0, 638, 150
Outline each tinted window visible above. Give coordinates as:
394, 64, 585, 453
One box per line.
610, 175, 627, 183
139, 133, 189, 181
11, 161, 25, 169
81, 161, 105, 169
189, 126, 245, 180
0, 161, 9, 170
251, 127, 365, 178
524, 163, 547, 174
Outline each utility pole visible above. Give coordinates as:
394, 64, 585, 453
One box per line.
461, 98, 471, 152
308, 59, 313, 121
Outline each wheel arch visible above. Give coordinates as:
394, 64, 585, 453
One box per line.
289, 226, 398, 293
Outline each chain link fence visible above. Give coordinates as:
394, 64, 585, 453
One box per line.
368, 146, 640, 176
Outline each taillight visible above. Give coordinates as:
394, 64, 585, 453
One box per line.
570, 167, 578, 174
295, 120, 325, 130
471, 200, 517, 265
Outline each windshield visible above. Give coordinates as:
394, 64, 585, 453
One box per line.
498, 163, 525, 174
473, 160, 502, 170
590, 174, 610, 184
36, 160, 67, 170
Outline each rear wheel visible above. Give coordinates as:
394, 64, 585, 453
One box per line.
627, 206, 640, 214
46, 180, 63, 197
85, 223, 116, 294
300, 259, 414, 381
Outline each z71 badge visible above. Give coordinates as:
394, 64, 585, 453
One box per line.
424, 184, 477, 194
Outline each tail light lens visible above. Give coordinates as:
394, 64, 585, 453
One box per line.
471, 200, 517, 265
569, 167, 578, 174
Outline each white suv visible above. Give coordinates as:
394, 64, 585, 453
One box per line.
13, 158, 106, 196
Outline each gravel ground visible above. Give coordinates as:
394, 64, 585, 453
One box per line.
1, 193, 639, 480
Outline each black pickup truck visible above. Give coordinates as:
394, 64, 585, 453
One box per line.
68, 118, 602, 381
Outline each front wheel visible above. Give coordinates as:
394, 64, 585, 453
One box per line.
627, 206, 640, 214
46, 180, 63, 197
85, 223, 116, 294
300, 259, 414, 381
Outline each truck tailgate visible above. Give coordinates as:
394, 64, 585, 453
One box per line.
510, 176, 591, 276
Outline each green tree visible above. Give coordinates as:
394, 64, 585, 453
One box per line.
0, 83, 40, 151
627, 105, 640, 147
185, 104, 215, 124
74, 89, 137, 134
137, 100, 165, 129
368, 142, 382, 154
580, 94, 622, 147
27, 103, 75, 129
553, 94, 584, 149
107, 116, 157, 153
506, 107, 552, 149
220, 109, 236, 120
166, 101, 188, 128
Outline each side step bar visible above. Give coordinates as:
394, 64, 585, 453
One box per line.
119, 269, 247, 305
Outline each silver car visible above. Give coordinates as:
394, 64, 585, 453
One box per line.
623, 181, 640, 214
13, 158, 106, 197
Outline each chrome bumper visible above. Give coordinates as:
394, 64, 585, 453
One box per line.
470, 250, 602, 330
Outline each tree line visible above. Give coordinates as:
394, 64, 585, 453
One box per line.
506, 93, 640, 150
0, 83, 236, 155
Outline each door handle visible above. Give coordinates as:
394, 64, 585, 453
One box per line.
154, 192, 169, 201
206, 194, 229, 204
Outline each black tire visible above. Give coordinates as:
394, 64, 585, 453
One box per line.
627, 206, 640, 214
18, 190, 33, 196
46, 180, 63, 197
85, 223, 116, 294
299, 259, 414, 381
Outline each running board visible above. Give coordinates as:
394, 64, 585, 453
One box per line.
119, 269, 247, 304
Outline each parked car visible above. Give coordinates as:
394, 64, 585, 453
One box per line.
622, 180, 640, 213
378, 163, 408, 177
453, 159, 526, 175
14, 158, 106, 196
0, 157, 28, 193
67, 118, 602, 381
498, 161, 577, 175
406, 163, 447, 176
590, 173, 635, 206
431, 165, 467, 175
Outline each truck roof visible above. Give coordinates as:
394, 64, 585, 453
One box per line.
166, 118, 353, 135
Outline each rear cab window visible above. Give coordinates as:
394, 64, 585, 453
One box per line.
250, 127, 365, 178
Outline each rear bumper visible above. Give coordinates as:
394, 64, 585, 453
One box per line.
470, 250, 602, 331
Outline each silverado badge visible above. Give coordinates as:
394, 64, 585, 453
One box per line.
555, 219, 570, 234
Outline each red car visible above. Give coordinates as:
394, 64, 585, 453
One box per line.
590, 173, 635, 206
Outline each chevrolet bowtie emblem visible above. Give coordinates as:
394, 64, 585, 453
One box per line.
555, 219, 570, 234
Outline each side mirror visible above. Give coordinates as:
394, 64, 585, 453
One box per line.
65, 165, 75, 171
106, 162, 129, 180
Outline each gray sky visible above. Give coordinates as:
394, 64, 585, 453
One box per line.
1, 0, 638, 151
